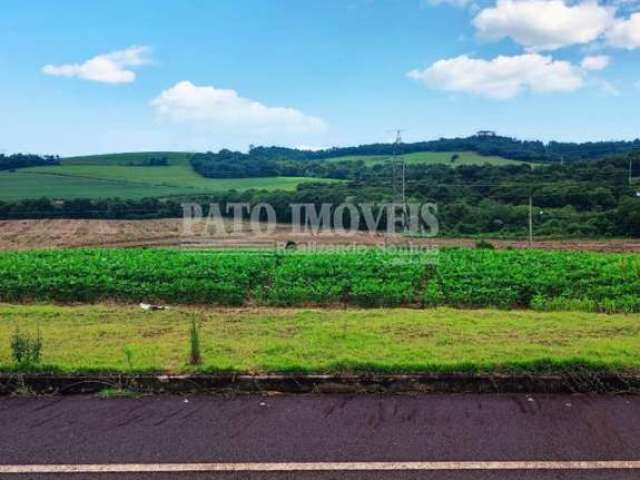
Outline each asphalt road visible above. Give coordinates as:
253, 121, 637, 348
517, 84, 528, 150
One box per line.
1, 393, 639, 479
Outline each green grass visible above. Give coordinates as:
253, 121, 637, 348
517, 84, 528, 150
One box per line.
326, 151, 528, 167
0, 151, 336, 201
0, 304, 638, 374
96, 387, 141, 399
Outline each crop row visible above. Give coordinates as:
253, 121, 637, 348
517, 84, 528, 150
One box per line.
0, 248, 638, 312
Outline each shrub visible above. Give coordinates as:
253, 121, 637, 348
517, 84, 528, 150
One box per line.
11, 327, 42, 366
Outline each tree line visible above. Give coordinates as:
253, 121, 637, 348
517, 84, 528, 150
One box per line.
190, 135, 640, 179
0, 154, 60, 171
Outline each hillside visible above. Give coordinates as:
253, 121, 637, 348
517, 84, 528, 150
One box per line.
242, 135, 640, 164
0, 152, 336, 201
4, 132, 637, 202
326, 151, 528, 167
0, 149, 525, 202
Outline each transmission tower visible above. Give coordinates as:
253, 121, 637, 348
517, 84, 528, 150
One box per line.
390, 129, 407, 232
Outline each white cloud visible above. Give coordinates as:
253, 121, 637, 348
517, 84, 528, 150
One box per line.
150, 81, 326, 132
42, 45, 151, 84
607, 13, 640, 48
408, 54, 584, 99
581, 54, 610, 70
473, 0, 615, 51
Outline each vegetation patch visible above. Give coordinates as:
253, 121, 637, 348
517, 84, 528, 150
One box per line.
0, 305, 638, 375
0, 248, 638, 312
96, 387, 142, 399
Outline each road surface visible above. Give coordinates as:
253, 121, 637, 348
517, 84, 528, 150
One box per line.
0, 393, 639, 479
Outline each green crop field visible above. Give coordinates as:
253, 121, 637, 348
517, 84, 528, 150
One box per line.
0, 248, 638, 312
325, 151, 528, 167
61, 152, 194, 166
0, 152, 337, 201
1, 304, 638, 374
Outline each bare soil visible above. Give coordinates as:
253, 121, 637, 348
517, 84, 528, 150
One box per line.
0, 218, 639, 252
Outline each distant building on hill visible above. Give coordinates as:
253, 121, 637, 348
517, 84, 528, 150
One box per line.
476, 130, 497, 137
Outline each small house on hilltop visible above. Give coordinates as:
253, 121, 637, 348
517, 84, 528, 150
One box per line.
476, 130, 497, 137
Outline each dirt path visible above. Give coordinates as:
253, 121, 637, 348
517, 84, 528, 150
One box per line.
0, 218, 638, 252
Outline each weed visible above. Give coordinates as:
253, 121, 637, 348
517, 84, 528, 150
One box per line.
189, 318, 202, 365
123, 346, 134, 371
11, 326, 42, 367
97, 387, 140, 399
475, 239, 495, 250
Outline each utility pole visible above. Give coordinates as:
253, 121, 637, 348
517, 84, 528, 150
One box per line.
402, 158, 406, 206
391, 130, 401, 202
528, 193, 533, 247
630, 147, 640, 185
390, 129, 406, 233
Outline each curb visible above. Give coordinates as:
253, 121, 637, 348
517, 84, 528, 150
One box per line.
1, 372, 640, 395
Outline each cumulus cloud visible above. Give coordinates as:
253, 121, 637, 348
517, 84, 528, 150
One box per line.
150, 81, 326, 132
581, 55, 611, 70
42, 45, 151, 84
473, 0, 615, 51
408, 54, 584, 99
607, 13, 640, 48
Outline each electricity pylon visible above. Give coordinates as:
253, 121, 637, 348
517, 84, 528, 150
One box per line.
390, 129, 407, 233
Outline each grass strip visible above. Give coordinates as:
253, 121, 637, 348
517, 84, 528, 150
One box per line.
0, 304, 638, 375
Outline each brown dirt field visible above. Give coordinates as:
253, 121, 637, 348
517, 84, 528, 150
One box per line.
0, 218, 639, 252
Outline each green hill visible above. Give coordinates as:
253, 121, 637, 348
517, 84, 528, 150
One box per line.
0, 150, 528, 202
0, 152, 337, 201
326, 150, 529, 167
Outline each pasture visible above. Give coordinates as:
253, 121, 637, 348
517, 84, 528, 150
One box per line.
0, 152, 336, 201
326, 150, 528, 167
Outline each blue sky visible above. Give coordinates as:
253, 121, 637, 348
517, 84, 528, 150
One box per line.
2, 0, 640, 156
